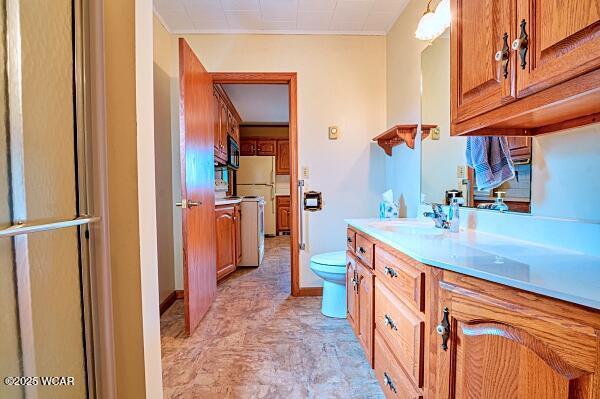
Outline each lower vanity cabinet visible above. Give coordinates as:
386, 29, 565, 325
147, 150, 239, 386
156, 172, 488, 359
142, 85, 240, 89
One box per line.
356, 260, 375, 366
215, 204, 236, 281
432, 271, 600, 399
346, 253, 358, 334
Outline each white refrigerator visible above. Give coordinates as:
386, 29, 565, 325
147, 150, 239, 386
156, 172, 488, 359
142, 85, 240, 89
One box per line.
237, 156, 276, 236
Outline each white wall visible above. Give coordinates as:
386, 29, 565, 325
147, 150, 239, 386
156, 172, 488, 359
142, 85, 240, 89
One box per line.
167, 33, 387, 288
387, 0, 600, 223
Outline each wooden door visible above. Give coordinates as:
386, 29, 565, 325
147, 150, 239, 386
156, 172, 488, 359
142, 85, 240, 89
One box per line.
215, 205, 236, 280
234, 204, 242, 264
276, 140, 290, 175
434, 272, 600, 399
451, 0, 516, 123
179, 39, 217, 335
346, 254, 358, 335
240, 139, 256, 156
256, 139, 276, 156
516, 0, 600, 97
357, 261, 375, 366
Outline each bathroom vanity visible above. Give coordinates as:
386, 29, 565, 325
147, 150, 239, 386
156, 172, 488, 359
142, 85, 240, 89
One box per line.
345, 219, 600, 399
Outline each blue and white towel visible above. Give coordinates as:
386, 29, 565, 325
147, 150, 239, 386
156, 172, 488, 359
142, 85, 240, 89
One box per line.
465, 137, 515, 190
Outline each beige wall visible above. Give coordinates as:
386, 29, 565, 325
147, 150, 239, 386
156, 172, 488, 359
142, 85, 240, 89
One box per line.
166, 33, 387, 288
153, 15, 176, 303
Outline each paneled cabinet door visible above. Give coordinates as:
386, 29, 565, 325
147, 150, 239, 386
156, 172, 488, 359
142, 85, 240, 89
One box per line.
240, 139, 256, 156
346, 253, 358, 335
213, 91, 222, 159
515, 0, 600, 97
256, 139, 276, 156
451, 0, 516, 123
215, 206, 236, 280
357, 260, 375, 367
276, 140, 290, 175
434, 275, 600, 399
234, 205, 242, 264
219, 101, 228, 159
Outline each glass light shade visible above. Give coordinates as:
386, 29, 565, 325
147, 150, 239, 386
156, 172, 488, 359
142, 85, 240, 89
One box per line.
435, 0, 451, 30
415, 11, 439, 41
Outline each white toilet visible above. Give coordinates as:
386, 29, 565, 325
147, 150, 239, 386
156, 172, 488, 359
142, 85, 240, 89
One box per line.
309, 251, 347, 318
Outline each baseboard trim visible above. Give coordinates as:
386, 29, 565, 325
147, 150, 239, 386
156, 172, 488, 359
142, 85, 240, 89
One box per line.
159, 291, 177, 315
175, 290, 184, 299
297, 287, 323, 296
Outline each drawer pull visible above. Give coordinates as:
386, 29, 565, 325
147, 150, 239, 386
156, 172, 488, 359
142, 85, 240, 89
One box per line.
383, 266, 398, 278
436, 307, 451, 351
383, 372, 397, 394
351, 271, 359, 293
495, 32, 510, 79
358, 246, 366, 254
383, 314, 397, 331
512, 19, 529, 69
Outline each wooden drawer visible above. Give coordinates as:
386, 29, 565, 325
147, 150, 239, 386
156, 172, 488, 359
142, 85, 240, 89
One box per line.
355, 233, 374, 268
375, 247, 425, 313
375, 280, 424, 388
374, 330, 422, 399
346, 228, 356, 252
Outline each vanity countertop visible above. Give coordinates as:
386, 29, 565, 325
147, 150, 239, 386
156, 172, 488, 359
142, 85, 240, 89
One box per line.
345, 218, 600, 310
215, 198, 242, 206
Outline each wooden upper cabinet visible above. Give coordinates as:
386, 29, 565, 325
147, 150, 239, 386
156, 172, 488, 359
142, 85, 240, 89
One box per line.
451, 0, 516, 123
276, 140, 290, 175
213, 90, 222, 160
515, 0, 600, 98
434, 271, 600, 399
240, 139, 256, 156
256, 139, 276, 156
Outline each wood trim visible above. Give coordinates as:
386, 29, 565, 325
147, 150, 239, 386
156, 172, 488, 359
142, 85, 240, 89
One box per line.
175, 290, 184, 300
298, 287, 323, 296
212, 72, 301, 297
159, 291, 177, 315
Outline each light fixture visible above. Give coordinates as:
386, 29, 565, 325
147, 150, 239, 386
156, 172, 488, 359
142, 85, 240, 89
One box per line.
415, 0, 451, 41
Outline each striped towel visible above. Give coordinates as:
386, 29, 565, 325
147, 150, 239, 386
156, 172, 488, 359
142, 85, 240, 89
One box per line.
466, 137, 515, 191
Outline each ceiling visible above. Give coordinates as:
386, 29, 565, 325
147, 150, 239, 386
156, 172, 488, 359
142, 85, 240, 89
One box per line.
222, 84, 289, 123
154, 0, 409, 35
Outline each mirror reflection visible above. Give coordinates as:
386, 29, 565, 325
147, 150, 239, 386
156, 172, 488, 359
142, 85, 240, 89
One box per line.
420, 29, 532, 213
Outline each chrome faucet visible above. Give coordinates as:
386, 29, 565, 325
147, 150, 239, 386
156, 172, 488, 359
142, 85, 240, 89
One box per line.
423, 203, 449, 229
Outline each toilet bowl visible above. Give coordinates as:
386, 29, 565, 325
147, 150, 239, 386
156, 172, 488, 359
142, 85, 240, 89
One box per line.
309, 251, 347, 318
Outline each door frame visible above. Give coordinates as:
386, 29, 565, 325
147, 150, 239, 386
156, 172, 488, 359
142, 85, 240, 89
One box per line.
211, 73, 303, 296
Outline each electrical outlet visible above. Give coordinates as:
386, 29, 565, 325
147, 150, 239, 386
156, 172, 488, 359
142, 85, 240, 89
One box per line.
328, 126, 339, 140
303, 167, 310, 179
457, 165, 465, 179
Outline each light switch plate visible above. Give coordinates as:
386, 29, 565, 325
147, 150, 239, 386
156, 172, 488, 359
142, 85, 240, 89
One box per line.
457, 165, 465, 179
328, 126, 339, 140
303, 167, 310, 179
431, 127, 441, 140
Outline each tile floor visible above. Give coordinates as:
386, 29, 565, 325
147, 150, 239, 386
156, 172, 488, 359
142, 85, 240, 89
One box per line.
160, 236, 384, 399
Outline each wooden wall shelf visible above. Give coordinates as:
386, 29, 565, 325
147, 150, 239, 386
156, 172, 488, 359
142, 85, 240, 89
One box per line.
373, 124, 437, 156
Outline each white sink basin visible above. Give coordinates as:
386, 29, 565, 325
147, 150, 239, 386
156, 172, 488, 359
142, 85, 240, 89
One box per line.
368, 220, 444, 236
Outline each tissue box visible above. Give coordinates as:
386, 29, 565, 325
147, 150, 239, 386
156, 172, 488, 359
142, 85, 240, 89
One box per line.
379, 201, 399, 219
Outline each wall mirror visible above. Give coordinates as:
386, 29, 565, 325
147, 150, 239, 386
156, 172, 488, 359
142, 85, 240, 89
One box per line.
420, 29, 532, 214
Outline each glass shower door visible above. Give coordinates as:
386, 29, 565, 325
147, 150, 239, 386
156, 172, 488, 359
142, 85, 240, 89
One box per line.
0, 0, 97, 398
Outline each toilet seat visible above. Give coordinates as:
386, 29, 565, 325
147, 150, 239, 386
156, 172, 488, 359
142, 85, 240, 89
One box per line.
310, 251, 346, 269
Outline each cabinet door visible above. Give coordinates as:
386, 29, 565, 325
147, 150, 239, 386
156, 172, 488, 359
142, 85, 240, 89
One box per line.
434, 273, 600, 399
215, 206, 236, 280
507, 136, 532, 160
219, 101, 228, 159
357, 261, 375, 366
516, 0, 600, 97
240, 139, 256, 156
346, 253, 358, 335
276, 140, 290, 175
451, 0, 516, 123
234, 205, 242, 264
256, 139, 276, 156
213, 90, 221, 158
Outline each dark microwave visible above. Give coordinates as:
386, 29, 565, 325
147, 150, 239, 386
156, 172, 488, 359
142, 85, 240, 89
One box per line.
227, 136, 240, 170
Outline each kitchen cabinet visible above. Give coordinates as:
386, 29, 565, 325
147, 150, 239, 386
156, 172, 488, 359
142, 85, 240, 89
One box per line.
507, 136, 531, 161
433, 271, 600, 399
450, 0, 600, 136
256, 139, 276, 156
240, 139, 256, 156
213, 85, 241, 163
275, 195, 290, 235
276, 140, 290, 175
215, 204, 236, 280
213, 90, 226, 164
234, 203, 242, 264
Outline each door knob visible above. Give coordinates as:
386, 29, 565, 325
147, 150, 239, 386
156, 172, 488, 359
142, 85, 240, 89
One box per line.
188, 201, 200, 208
175, 199, 202, 209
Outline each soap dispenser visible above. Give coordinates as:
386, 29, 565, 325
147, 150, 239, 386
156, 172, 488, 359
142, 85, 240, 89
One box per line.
492, 191, 509, 212
448, 193, 460, 233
